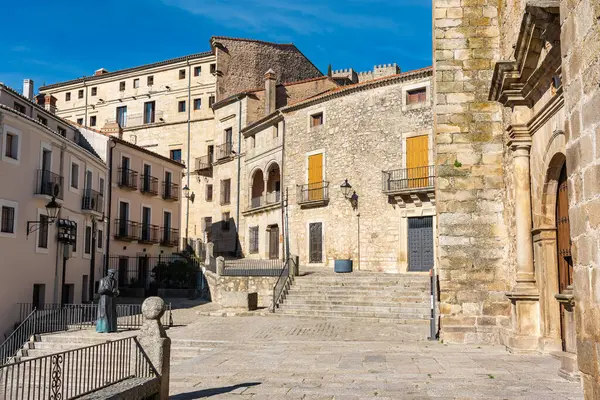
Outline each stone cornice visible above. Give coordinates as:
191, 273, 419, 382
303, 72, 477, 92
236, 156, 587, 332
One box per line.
507, 124, 532, 149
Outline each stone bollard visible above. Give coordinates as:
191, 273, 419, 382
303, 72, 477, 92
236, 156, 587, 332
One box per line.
205, 242, 214, 265
292, 255, 300, 276
216, 256, 225, 276
138, 297, 171, 400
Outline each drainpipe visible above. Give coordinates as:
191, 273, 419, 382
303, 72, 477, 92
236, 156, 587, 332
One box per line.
104, 139, 117, 270
234, 98, 242, 256
185, 58, 192, 251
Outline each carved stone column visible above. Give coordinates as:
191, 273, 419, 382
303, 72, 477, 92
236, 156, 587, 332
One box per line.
505, 125, 540, 352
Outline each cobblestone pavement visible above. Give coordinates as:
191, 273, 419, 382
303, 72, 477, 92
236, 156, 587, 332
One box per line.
167, 314, 583, 399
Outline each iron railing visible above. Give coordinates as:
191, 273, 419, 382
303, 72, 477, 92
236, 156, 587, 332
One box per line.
222, 259, 284, 277
114, 219, 140, 241
216, 142, 233, 160
139, 224, 160, 244
1, 304, 173, 366
118, 168, 138, 190
297, 181, 329, 204
382, 165, 435, 193
81, 188, 104, 214
271, 257, 295, 312
140, 175, 159, 196
248, 191, 281, 210
161, 228, 179, 247
34, 170, 63, 200
162, 182, 179, 201
195, 155, 212, 171
0, 336, 156, 400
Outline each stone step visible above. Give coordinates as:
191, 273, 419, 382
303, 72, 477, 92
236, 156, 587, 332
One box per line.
295, 274, 429, 281
292, 280, 430, 286
275, 308, 431, 320
283, 296, 428, 305
286, 290, 429, 298
279, 303, 430, 313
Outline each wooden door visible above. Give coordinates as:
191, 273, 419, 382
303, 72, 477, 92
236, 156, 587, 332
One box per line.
269, 226, 279, 260
408, 216, 434, 272
308, 153, 323, 201
406, 135, 429, 188
556, 164, 572, 350
309, 222, 323, 263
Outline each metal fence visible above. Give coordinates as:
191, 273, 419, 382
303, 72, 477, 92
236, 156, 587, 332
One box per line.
297, 181, 329, 204
382, 165, 435, 192
222, 259, 284, 277
2, 304, 172, 366
271, 257, 295, 312
34, 169, 63, 200
0, 336, 156, 400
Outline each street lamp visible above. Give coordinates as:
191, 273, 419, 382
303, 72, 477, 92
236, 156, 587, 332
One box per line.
340, 179, 352, 198
340, 179, 358, 210
182, 185, 195, 204
27, 196, 61, 237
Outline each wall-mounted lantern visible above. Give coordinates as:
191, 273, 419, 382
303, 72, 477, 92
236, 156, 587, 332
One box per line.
27, 196, 61, 238
182, 185, 195, 204
341, 179, 359, 210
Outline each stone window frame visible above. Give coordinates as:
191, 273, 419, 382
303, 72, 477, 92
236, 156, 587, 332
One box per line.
304, 149, 326, 185
2, 124, 22, 166
401, 129, 434, 169
69, 155, 82, 195
305, 219, 326, 266
35, 207, 50, 254
399, 206, 437, 273
0, 198, 18, 239
401, 81, 431, 111
306, 106, 327, 132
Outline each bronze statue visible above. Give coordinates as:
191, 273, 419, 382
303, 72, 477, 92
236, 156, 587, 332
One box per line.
96, 269, 119, 333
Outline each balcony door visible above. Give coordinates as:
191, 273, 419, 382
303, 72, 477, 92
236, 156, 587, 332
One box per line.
116, 106, 127, 128
119, 201, 129, 236
164, 211, 172, 242
41, 149, 52, 194
308, 153, 323, 201
143, 164, 151, 192
142, 207, 151, 241
406, 135, 429, 188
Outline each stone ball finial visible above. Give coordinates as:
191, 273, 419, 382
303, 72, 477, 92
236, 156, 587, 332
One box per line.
142, 297, 165, 320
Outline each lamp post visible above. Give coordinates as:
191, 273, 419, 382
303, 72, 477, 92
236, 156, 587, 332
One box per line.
26, 196, 61, 237
340, 180, 360, 271
182, 185, 195, 252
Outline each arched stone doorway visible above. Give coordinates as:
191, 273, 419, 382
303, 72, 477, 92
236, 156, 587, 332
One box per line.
250, 169, 264, 208
266, 163, 281, 205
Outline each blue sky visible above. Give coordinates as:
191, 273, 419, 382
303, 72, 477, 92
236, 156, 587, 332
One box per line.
0, 0, 432, 94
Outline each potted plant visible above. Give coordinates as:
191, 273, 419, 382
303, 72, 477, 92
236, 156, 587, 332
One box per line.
334, 247, 353, 273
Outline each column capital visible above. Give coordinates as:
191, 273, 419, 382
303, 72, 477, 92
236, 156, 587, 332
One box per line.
507, 124, 532, 154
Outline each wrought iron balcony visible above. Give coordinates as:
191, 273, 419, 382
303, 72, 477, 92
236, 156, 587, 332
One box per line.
194, 155, 212, 177
246, 191, 281, 213
297, 182, 329, 207
114, 219, 139, 241
161, 227, 179, 247
216, 141, 233, 160
140, 175, 158, 196
382, 165, 435, 194
139, 223, 160, 244
81, 188, 104, 214
118, 167, 138, 190
34, 169, 64, 200
162, 182, 179, 201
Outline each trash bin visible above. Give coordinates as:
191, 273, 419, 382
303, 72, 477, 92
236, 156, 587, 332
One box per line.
334, 259, 353, 273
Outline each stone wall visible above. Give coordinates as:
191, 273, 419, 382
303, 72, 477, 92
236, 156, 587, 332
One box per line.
213, 37, 322, 101
433, 0, 511, 343
560, 0, 600, 395
204, 270, 277, 308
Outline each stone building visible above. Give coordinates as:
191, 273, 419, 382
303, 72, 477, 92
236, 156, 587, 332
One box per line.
38, 37, 322, 252
433, 0, 600, 392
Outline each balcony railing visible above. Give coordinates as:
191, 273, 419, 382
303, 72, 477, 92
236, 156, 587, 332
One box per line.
161, 228, 179, 247
114, 219, 140, 241
34, 169, 64, 200
105, 110, 164, 128
163, 181, 179, 201
216, 142, 233, 160
81, 188, 104, 214
140, 175, 159, 196
248, 191, 281, 210
297, 181, 329, 205
194, 155, 213, 177
382, 165, 435, 193
118, 167, 138, 190
139, 223, 160, 243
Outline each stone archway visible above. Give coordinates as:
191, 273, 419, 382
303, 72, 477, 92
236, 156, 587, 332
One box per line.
250, 169, 265, 208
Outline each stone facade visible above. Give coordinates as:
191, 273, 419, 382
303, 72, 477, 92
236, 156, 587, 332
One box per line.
204, 270, 278, 308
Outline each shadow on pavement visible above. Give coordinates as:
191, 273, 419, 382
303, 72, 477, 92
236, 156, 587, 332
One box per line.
170, 382, 261, 399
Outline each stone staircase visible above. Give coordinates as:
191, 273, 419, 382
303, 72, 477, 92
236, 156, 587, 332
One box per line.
276, 270, 432, 338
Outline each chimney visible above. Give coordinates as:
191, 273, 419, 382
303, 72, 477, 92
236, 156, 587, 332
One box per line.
23, 79, 34, 100
264, 68, 276, 115
95, 68, 109, 76
35, 94, 57, 114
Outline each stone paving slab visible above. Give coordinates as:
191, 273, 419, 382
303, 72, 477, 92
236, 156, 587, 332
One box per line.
167, 315, 583, 399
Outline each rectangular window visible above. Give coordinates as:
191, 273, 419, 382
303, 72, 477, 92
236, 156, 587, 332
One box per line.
78, 89, 84, 99
5, 133, 18, 159
57, 126, 66, 137
13, 102, 26, 114
116, 106, 127, 128
249, 226, 259, 253
225, 127, 233, 144
194, 66, 201, 76
133, 78, 139, 88
203, 217, 212, 232
65, 92, 71, 101
210, 63, 216, 74
178, 100, 186, 113
206, 184, 213, 202
222, 212, 230, 231
179, 69, 186, 79
119, 81, 125, 91
99, 177, 105, 196
144, 101, 155, 124
170, 149, 182, 162
407, 88, 427, 104
147, 75, 154, 86
208, 95, 215, 107
77, 118, 83, 125
193, 98, 201, 110
38, 115, 48, 126
208, 145, 214, 163
1, 206, 15, 233
72, 222, 78, 252
163, 211, 172, 230
91, 87, 97, 96
310, 112, 323, 127
84, 226, 92, 254
220, 179, 231, 205
89, 116, 97, 127
98, 229, 103, 249
71, 163, 79, 189
38, 215, 49, 249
